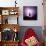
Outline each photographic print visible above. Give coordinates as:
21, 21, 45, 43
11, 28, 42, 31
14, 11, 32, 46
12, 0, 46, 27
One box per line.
23, 6, 37, 20
2, 16, 17, 24
2, 10, 9, 15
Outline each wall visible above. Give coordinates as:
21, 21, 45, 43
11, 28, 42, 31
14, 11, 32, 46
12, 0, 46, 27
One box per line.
0, 0, 44, 26
18, 0, 44, 26
44, 0, 46, 26
43, 0, 46, 45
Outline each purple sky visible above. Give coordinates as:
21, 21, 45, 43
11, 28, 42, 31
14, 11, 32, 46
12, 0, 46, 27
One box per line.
24, 6, 37, 17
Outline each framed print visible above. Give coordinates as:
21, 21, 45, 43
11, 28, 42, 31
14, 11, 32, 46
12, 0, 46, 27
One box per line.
2, 10, 9, 15
9, 10, 17, 15
8, 16, 17, 24
23, 6, 37, 20
1, 28, 13, 41
9, 10, 15, 15
10, 11, 15, 15
2, 16, 8, 24
2, 16, 18, 24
